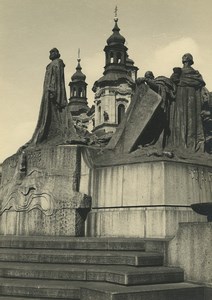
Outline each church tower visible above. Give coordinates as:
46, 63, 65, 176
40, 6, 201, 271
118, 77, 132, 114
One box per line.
68, 53, 90, 117
92, 9, 138, 135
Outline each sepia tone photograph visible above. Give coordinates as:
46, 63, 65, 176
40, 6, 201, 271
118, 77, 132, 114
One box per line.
0, 0, 211, 298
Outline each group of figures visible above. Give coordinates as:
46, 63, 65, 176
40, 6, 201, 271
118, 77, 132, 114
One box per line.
136, 53, 212, 155
20, 49, 211, 158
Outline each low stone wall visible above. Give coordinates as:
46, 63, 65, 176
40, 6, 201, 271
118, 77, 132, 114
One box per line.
167, 222, 212, 285
86, 207, 205, 238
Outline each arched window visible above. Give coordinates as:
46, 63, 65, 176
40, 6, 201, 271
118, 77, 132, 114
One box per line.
110, 52, 114, 63
78, 87, 83, 97
73, 87, 77, 97
118, 104, 125, 124
98, 106, 101, 124
117, 52, 122, 64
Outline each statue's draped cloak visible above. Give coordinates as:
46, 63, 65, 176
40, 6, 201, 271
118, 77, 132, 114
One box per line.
138, 76, 176, 149
29, 58, 79, 145
169, 66, 205, 151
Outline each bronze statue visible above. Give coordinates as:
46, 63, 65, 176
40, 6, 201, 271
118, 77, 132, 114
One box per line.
21, 48, 83, 149
136, 71, 176, 149
169, 53, 206, 152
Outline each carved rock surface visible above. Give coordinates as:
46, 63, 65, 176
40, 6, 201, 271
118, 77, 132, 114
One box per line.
0, 145, 91, 236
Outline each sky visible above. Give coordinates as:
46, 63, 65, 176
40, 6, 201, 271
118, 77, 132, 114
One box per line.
0, 0, 212, 162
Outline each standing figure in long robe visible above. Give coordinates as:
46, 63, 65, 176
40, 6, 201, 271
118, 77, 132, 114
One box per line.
28, 48, 82, 146
169, 53, 205, 152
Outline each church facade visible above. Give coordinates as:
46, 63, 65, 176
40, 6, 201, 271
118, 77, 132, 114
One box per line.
68, 17, 138, 136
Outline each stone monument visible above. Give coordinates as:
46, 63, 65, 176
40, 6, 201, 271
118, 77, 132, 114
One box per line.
85, 53, 212, 238
0, 51, 211, 239
0, 49, 91, 236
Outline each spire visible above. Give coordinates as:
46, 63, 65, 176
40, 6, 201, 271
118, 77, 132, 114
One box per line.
71, 50, 86, 81
99, 7, 130, 78
68, 50, 89, 116
114, 5, 118, 21
107, 7, 125, 46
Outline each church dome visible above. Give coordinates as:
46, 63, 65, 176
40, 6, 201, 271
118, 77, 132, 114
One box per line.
126, 56, 134, 66
71, 59, 86, 81
107, 19, 125, 46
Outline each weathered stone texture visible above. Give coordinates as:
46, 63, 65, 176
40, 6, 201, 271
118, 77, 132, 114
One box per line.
0, 145, 91, 236
90, 160, 212, 207
168, 222, 212, 285
86, 159, 210, 238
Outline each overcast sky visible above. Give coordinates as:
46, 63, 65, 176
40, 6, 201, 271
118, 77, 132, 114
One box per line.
0, 0, 212, 162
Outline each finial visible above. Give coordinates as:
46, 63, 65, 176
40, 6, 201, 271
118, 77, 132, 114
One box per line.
78, 48, 81, 62
114, 5, 118, 21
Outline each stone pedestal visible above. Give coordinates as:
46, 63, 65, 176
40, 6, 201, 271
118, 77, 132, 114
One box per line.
0, 145, 91, 236
86, 159, 211, 238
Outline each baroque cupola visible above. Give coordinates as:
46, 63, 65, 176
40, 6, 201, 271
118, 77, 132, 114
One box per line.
68, 52, 89, 116
106, 19, 126, 46
93, 11, 134, 92
102, 16, 129, 78
92, 8, 136, 136
71, 58, 86, 82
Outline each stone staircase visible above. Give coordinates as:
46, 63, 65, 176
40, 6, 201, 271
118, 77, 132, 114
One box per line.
0, 236, 205, 299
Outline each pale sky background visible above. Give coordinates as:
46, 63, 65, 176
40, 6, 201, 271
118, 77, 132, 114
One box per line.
0, 0, 212, 162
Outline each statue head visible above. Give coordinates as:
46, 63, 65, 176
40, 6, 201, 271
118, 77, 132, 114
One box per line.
182, 53, 194, 66
49, 48, 61, 61
144, 71, 155, 80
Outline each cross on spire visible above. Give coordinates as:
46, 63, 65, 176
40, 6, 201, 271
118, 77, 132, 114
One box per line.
78, 48, 81, 62
114, 5, 118, 21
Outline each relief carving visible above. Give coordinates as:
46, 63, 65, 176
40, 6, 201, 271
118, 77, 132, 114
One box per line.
0, 151, 55, 216
0, 188, 54, 216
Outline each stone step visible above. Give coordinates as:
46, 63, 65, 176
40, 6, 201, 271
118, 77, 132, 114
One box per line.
0, 279, 204, 300
0, 298, 63, 300
0, 262, 184, 285
80, 282, 205, 300
0, 278, 84, 299
0, 249, 163, 266
0, 236, 145, 251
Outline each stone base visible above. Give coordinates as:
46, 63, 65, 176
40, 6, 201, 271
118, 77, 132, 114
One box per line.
86, 206, 205, 238
86, 159, 211, 238
0, 145, 91, 236
90, 160, 212, 207
0, 208, 89, 236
